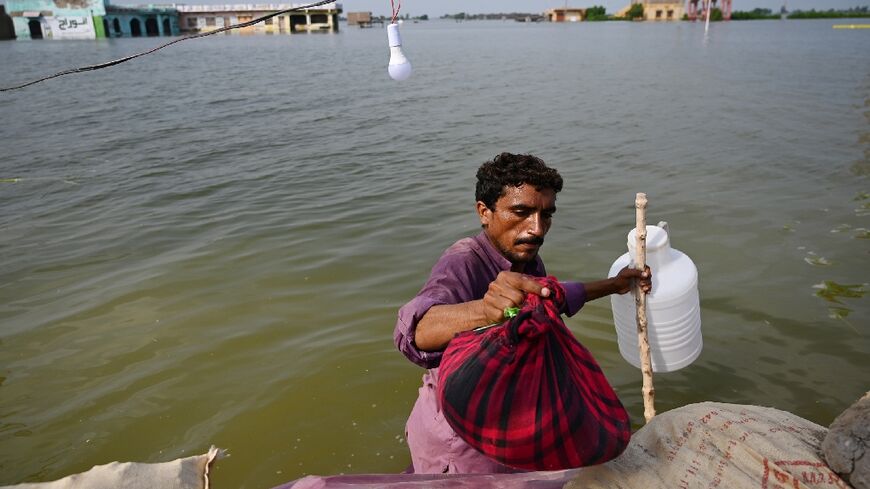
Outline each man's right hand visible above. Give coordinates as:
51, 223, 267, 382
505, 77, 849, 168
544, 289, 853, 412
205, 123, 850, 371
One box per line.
415, 272, 550, 351
481, 271, 551, 324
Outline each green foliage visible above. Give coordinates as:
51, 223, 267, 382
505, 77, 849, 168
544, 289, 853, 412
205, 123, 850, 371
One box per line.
827, 306, 859, 333
828, 306, 852, 320
710, 7, 723, 21
586, 5, 607, 20
441, 12, 543, 21
813, 281, 867, 304
418, 14, 428, 20
814, 281, 867, 333
804, 255, 833, 266
788, 7, 870, 19
627, 3, 644, 19
731, 8, 780, 20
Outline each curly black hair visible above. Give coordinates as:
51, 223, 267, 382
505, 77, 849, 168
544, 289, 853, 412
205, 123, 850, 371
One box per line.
475, 153, 563, 210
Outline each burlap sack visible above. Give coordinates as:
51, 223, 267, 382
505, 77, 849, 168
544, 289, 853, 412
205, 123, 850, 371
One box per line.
1, 446, 223, 489
565, 402, 850, 489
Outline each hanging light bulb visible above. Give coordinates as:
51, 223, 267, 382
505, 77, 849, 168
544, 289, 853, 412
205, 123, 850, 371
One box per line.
387, 23, 412, 81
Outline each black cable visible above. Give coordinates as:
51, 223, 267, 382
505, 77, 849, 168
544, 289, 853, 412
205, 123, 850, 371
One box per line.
0, 0, 337, 92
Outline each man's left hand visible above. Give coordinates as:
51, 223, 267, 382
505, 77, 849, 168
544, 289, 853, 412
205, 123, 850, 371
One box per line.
612, 265, 652, 295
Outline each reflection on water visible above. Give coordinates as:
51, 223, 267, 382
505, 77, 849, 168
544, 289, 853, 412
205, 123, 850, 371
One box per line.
0, 18, 868, 488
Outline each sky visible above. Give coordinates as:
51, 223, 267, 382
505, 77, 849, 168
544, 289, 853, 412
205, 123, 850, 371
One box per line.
0, 0, 865, 13
342, 0, 864, 17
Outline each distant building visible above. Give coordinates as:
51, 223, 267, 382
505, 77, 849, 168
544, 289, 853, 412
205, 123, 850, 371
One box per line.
177, 2, 342, 35
0, 6, 16, 39
545, 7, 586, 22
617, 0, 684, 20
346, 11, 371, 27
6, 0, 107, 39
103, 4, 180, 37
642, 0, 683, 20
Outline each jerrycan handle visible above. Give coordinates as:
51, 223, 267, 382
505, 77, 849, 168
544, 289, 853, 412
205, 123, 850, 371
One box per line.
657, 221, 669, 236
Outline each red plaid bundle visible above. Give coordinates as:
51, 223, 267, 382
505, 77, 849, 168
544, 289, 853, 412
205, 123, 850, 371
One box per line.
437, 276, 631, 470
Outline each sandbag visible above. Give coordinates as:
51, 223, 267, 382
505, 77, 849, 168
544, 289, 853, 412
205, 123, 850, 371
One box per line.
437, 276, 631, 470
565, 402, 850, 489
279, 402, 854, 488
0, 446, 223, 489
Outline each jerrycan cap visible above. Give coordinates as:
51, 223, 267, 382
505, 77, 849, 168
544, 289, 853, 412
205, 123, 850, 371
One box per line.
627, 225, 669, 253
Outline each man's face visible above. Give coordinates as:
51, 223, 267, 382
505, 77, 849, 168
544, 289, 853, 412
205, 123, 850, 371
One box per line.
477, 184, 557, 269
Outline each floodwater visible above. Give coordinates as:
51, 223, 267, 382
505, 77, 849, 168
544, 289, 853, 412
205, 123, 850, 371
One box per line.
0, 18, 868, 488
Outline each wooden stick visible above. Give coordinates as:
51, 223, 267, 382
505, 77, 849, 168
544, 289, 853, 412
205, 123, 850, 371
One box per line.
635, 193, 656, 423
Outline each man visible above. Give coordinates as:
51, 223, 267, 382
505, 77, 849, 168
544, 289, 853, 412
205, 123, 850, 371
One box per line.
394, 153, 651, 474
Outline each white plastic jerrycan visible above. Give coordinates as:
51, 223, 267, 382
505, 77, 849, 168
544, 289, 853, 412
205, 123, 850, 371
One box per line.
608, 223, 702, 373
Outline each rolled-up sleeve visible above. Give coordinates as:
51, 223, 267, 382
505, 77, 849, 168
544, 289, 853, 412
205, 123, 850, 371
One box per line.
394, 244, 483, 370
561, 281, 587, 317
394, 294, 448, 369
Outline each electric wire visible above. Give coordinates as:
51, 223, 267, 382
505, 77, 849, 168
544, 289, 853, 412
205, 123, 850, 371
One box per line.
389, 0, 401, 24
0, 0, 336, 92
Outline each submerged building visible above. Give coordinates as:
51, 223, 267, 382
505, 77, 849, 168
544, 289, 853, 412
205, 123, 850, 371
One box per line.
176, 2, 341, 34
5, 0, 179, 39
0, 6, 16, 39
6, 0, 107, 39
103, 4, 181, 37
346, 11, 372, 27
3, 0, 339, 39
642, 0, 685, 20
616, 0, 685, 20
544, 7, 587, 22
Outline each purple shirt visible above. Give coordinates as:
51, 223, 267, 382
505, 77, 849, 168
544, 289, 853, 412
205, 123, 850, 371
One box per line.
394, 231, 587, 474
